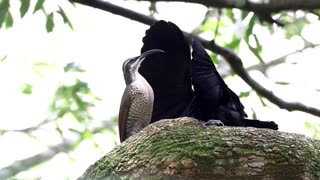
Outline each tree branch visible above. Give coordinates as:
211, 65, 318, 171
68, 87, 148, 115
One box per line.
0, 140, 73, 179
201, 39, 320, 117
135, 0, 320, 12
0, 116, 117, 179
70, 0, 156, 25
0, 119, 52, 135
247, 43, 320, 73
70, 0, 320, 117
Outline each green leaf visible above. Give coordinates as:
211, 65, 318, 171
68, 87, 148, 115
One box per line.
83, 131, 93, 139
252, 34, 262, 52
57, 6, 73, 30
285, 18, 309, 39
20, 0, 31, 18
275, 81, 290, 85
245, 33, 264, 64
209, 53, 219, 64
64, 62, 85, 72
1, 55, 7, 62
245, 15, 257, 42
0, 14, 6, 29
225, 9, 235, 23
304, 122, 313, 130
258, 95, 267, 107
202, 19, 227, 31
239, 91, 250, 98
247, 41, 264, 63
227, 39, 240, 49
71, 111, 85, 122
226, 36, 240, 50
46, 12, 54, 32
5, 11, 13, 28
71, 138, 83, 150
33, 61, 49, 67
0, 0, 9, 28
149, 2, 158, 16
251, 108, 257, 119
241, 11, 249, 20
21, 83, 33, 94
33, 0, 45, 14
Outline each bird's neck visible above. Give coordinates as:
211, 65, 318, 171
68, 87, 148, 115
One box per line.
124, 69, 141, 85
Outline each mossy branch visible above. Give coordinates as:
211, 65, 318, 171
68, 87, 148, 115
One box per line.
78, 117, 320, 179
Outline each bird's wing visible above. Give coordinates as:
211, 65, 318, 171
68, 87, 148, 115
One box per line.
139, 20, 194, 122
191, 38, 247, 121
118, 85, 131, 142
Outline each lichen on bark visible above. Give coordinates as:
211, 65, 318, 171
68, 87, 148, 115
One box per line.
78, 117, 320, 179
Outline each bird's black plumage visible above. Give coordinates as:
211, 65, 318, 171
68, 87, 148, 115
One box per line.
191, 38, 248, 126
139, 21, 194, 123
139, 20, 278, 130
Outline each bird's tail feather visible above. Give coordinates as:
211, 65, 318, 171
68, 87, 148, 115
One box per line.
243, 119, 278, 130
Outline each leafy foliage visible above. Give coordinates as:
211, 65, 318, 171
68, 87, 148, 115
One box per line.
20, 0, 31, 18
46, 12, 54, 32
149, 2, 158, 16
0, 0, 73, 32
0, 0, 10, 28
57, 6, 74, 30
305, 122, 320, 139
21, 83, 33, 94
5, 11, 13, 28
280, 13, 310, 39
239, 91, 250, 98
33, 0, 45, 14
50, 63, 100, 123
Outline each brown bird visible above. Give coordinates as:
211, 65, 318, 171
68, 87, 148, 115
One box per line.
118, 49, 164, 142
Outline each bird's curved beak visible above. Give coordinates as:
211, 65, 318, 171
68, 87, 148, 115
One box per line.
141, 49, 164, 58
136, 49, 164, 64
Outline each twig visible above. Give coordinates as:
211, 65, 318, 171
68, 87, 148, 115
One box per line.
0, 119, 117, 179
0, 140, 73, 179
247, 43, 320, 72
0, 110, 63, 134
214, 9, 222, 38
70, 0, 320, 117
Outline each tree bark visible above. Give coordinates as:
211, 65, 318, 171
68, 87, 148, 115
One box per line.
78, 117, 320, 179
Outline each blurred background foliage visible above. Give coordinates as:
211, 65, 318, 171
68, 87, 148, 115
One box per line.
0, 0, 319, 179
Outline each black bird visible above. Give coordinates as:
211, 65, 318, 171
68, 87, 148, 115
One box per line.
139, 20, 278, 130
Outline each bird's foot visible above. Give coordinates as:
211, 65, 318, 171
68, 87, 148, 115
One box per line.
201, 119, 224, 127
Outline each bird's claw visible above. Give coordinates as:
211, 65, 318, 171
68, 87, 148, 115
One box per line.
202, 120, 224, 127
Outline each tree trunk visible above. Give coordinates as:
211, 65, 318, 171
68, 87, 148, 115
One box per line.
78, 117, 320, 179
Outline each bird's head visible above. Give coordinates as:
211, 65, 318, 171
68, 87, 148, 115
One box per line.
122, 49, 164, 84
